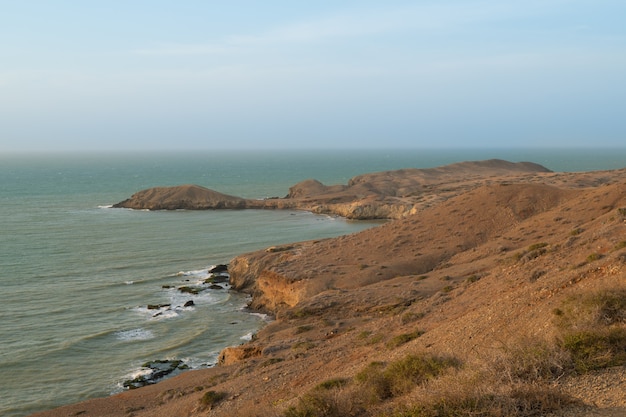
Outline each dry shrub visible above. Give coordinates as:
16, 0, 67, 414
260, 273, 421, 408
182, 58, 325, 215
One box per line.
355, 354, 460, 404
284, 382, 363, 417
494, 338, 571, 383
561, 328, 626, 372
386, 330, 424, 349
392, 386, 572, 417
555, 287, 626, 372
199, 390, 227, 409
390, 370, 575, 417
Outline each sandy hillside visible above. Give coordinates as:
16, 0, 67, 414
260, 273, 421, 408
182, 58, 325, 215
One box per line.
33, 161, 626, 417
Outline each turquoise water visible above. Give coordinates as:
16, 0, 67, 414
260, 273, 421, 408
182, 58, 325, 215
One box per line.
1, 149, 625, 417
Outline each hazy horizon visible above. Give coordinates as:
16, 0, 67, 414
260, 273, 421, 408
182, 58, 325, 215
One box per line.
1, 1, 625, 152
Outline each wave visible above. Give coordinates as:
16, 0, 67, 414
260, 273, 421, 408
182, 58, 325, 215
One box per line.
114, 328, 155, 342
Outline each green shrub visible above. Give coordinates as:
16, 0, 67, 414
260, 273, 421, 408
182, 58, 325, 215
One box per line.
261, 358, 284, 367
315, 378, 349, 391
296, 325, 314, 334
386, 330, 424, 348
401, 312, 425, 324
354, 361, 390, 403
555, 287, 626, 372
357, 330, 371, 340
586, 253, 602, 262
561, 328, 626, 372
556, 288, 626, 329
199, 390, 227, 407
292, 341, 316, 351
390, 387, 573, 417
284, 392, 340, 417
355, 354, 460, 403
383, 354, 461, 397
528, 242, 548, 251
466, 274, 480, 283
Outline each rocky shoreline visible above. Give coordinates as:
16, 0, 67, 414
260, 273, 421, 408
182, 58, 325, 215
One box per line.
32, 160, 626, 417
122, 264, 232, 389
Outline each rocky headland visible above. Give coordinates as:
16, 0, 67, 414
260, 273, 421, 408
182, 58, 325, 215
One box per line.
112, 159, 551, 219
34, 160, 626, 417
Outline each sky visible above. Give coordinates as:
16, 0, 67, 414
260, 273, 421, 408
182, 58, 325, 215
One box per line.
1, 0, 625, 152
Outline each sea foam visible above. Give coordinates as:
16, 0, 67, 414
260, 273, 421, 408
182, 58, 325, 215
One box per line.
115, 328, 155, 341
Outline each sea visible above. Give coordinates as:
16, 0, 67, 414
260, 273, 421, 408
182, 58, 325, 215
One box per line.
1, 148, 625, 417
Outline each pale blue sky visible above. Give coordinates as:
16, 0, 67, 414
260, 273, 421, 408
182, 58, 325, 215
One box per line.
1, 0, 625, 152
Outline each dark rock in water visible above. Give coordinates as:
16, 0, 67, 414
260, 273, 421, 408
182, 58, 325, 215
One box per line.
183, 300, 195, 307
204, 274, 229, 284
178, 286, 201, 295
208, 264, 228, 273
162, 285, 173, 289
209, 284, 224, 290
147, 303, 171, 310
123, 359, 189, 389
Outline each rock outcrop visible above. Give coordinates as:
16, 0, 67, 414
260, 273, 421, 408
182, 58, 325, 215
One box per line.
112, 184, 248, 210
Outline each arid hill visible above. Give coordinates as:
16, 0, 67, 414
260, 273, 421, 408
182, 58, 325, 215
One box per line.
113, 159, 552, 219
34, 162, 626, 417
112, 184, 248, 210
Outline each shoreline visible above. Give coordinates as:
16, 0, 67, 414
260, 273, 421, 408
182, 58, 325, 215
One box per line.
30, 160, 626, 417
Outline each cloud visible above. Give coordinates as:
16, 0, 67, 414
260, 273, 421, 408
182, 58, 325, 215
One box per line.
133, 1, 557, 56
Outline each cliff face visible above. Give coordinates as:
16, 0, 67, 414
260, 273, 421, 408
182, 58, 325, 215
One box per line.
229, 246, 309, 311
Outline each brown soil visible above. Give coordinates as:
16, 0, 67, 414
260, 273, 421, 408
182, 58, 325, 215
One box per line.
33, 160, 626, 417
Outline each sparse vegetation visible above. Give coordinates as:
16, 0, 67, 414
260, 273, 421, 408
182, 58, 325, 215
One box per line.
554, 287, 626, 372
261, 358, 284, 367
561, 329, 626, 372
586, 252, 602, 263
315, 378, 349, 390
528, 242, 548, 251
357, 330, 372, 340
465, 274, 480, 283
529, 270, 545, 282
496, 339, 570, 383
292, 341, 316, 351
199, 390, 227, 408
295, 325, 314, 334
355, 354, 460, 404
390, 387, 574, 417
386, 330, 425, 349
401, 311, 424, 324
512, 243, 550, 263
